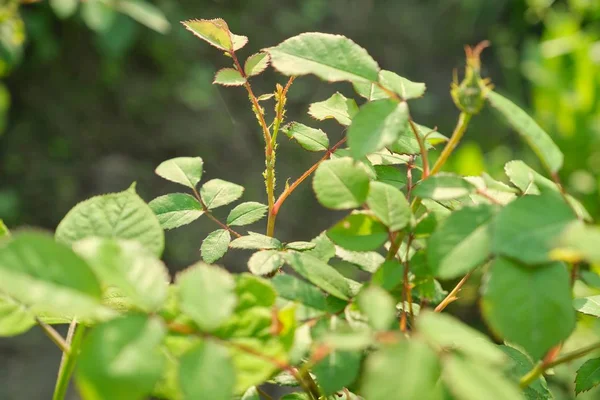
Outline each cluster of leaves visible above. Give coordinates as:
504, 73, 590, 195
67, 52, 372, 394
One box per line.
2, 16, 600, 400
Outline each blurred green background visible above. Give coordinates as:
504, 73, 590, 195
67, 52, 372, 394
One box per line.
1, 0, 599, 399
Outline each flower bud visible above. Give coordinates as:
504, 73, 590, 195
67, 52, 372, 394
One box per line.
451, 41, 493, 115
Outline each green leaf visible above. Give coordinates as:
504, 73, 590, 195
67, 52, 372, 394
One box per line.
366, 181, 411, 231
305, 232, 336, 262
50, 0, 78, 19
488, 91, 563, 173
354, 70, 425, 101
230, 232, 282, 250
417, 311, 507, 366
312, 158, 370, 210
412, 173, 477, 201
272, 274, 329, 311
576, 357, 600, 394
117, 0, 170, 33
55, 184, 164, 257
573, 295, 600, 317
481, 258, 575, 360
374, 165, 406, 189
82, 0, 116, 32
504, 160, 590, 221
155, 157, 203, 189
229, 337, 286, 393
327, 212, 388, 252
371, 260, 403, 291
501, 346, 551, 400
283, 122, 329, 152
357, 285, 396, 331
76, 315, 166, 400
201, 229, 231, 264
379, 70, 426, 100
149, 193, 204, 230
181, 18, 248, 52
0, 231, 110, 320
177, 263, 237, 332
267, 32, 380, 83
248, 250, 284, 276
348, 100, 408, 160
214, 68, 246, 86
200, 179, 244, 210
336, 247, 385, 273
361, 340, 441, 400
427, 204, 496, 279
284, 242, 316, 251
389, 123, 447, 155
308, 92, 359, 126
73, 238, 170, 312
491, 191, 576, 264
179, 340, 235, 400
442, 354, 524, 400
313, 351, 361, 396
551, 222, 600, 264
241, 387, 260, 400
227, 202, 268, 226
285, 252, 352, 300
0, 292, 35, 337
244, 52, 270, 76
0, 219, 9, 237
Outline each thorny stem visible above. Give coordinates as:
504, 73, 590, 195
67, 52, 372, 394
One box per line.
434, 271, 473, 312
36, 318, 70, 354
400, 235, 415, 332
430, 112, 472, 175
266, 77, 295, 237
269, 137, 348, 229
229, 50, 278, 238
52, 323, 86, 400
192, 188, 242, 238
408, 119, 430, 178
520, 341, 600, 389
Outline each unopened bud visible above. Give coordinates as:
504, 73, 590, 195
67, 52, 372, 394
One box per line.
451, 41, 493, 115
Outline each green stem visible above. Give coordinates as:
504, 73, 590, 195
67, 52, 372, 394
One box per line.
520, 341, 600, 389
52, 323, 86, 400
36, 318, 69, 353
430, 112, 472, 175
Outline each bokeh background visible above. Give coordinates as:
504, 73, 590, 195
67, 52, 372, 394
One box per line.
1, 0, 599, 398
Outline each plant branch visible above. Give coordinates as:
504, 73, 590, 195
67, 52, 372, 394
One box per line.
434, 271, 473, 312
430, 112, 472, 175
408, 119, 430, 178
520, 341, 600, 389
192, 188, 242, 238
36, 318, 70, 354
270, 136, 347, 219
52, 322, 86, 400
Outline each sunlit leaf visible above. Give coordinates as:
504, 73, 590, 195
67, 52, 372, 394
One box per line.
201, 229, 231, 263
308, 92, 359, 126
149, 193, 204, 230
312, 158, 370, 210
214, 68, 246, 86
200, 179, 244, 210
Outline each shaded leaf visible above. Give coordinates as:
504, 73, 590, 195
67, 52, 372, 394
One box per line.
201, 229, 231, 263
50, 0, 78, 19
117, 0, 170, 33
327, 212, 388, 252
348, 100, 408, 160
428, 204, 496, 279
285, 252, 352, 300
481, 258, 575, 360
312, 158, 370, 210
357, 285, 396, 331
367, 181, 411, 231
272, 274, 328, 311
501, 346, 551, 400
0, 292, 35, 337
149, 193, 203, 230
313, 350, 361, 396
576, 357, 600, 394
412, 173, 476, 201
492, 191, 576, 264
